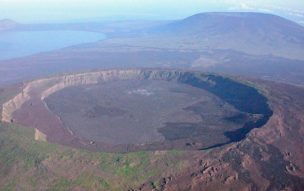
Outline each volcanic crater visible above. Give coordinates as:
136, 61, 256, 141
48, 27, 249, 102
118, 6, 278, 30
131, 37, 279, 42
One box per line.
1, 69, 272, 152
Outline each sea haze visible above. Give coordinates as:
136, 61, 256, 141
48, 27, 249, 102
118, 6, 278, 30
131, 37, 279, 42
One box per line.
0, 30, 106, 60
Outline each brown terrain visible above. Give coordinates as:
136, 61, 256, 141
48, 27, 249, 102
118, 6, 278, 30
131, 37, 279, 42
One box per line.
135, 79, 304, 191
1, 69, 303, 190
2, 69, 271, 152
0, 12, 304, 190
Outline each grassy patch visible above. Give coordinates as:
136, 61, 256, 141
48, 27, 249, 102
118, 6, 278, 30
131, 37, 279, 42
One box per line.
48, 178, 72, 191
2, 179, 16, 191
0, 123, 191, 190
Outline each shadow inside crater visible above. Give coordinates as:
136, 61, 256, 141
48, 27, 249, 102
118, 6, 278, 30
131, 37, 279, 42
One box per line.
154, 72, 273, 150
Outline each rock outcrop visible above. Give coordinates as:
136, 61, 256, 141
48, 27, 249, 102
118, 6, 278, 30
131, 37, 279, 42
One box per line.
35, 128, 47, 142
2, 69, 142, 123
2, 85, 31, 122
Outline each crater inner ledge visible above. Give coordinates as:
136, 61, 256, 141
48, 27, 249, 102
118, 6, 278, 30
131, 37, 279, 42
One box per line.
2, 69, 272, 152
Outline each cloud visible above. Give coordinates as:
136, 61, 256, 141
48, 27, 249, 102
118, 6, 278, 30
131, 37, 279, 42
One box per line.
239, 2, 252, 9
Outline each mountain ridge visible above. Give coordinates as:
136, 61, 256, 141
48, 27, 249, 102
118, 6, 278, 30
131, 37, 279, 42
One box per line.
157, 12, 304, 36
148, 12, 304, 60
0, 19, 18, 31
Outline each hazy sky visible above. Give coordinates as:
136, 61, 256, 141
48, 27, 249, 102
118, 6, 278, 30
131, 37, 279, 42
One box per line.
0, 0, 303, 23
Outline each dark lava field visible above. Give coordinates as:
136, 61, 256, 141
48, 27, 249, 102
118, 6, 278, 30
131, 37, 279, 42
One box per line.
7, 69, 272, 152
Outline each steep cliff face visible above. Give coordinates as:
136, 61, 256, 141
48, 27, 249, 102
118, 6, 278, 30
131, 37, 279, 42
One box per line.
1, 69, 272, 152
2, 85, 31, 122
1, 69, 186, 122
40, 69, 142, 99
2, 69, 143, 123
2, 68, 271, 123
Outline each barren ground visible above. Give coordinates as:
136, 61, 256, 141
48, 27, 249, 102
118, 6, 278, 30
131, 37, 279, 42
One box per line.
45, 80, 242, 146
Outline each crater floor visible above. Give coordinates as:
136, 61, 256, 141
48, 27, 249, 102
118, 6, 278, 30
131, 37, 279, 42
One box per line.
2, 69, 272, 152
46, 80, 245, 146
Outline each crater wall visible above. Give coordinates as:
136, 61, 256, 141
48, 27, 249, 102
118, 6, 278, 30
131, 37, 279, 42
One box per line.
1, 69, 272, 151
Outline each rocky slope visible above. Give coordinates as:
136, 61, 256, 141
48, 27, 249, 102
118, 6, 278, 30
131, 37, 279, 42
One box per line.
2, 69, 142, 123
134, 80, 304, 191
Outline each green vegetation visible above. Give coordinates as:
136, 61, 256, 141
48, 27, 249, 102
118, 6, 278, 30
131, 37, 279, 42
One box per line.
0, 123, 189, 190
